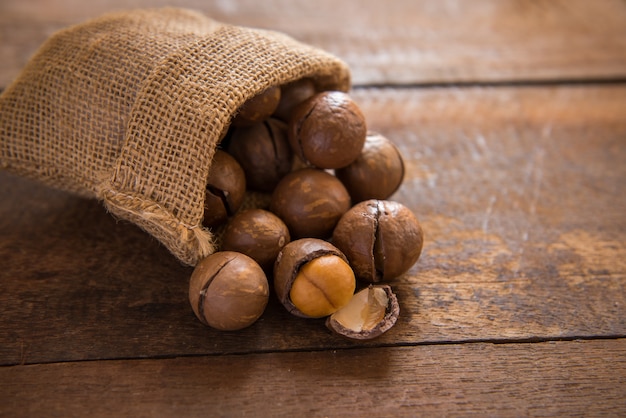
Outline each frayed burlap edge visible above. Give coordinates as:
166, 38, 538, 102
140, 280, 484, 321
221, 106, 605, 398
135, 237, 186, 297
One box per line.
100, 187, 216, 264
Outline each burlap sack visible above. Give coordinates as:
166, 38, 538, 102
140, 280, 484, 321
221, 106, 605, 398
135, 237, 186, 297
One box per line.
0, 8, 351, 266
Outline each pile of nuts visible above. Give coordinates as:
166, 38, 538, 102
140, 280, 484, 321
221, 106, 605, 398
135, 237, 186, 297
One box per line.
189, 79, 424, 340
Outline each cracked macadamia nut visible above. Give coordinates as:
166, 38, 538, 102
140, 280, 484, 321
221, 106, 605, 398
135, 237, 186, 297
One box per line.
227, 118, 293, 192
232, 85, 281, 126
189, 251, 269, 331
221, 209, 291, 272
326, 285, 400, 340
335, 132, 405, 203
274, 238, 356, 318
270, 168, 351, 239
288, 91, 366, 169
332, 199, 424, 282
203, 150, 246, 228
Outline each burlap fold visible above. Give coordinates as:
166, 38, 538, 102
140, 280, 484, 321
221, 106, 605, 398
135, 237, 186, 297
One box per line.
0, 8, 351, 265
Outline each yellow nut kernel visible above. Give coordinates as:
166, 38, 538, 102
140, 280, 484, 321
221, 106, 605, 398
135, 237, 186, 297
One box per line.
289, 254, 356, 318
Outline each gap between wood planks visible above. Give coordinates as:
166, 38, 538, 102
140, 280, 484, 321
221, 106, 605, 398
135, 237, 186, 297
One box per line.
8, 334, 626, 368
351, 76, 626, 90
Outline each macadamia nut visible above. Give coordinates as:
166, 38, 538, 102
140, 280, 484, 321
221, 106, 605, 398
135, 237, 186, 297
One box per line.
288, 91, 366, 169
189, 251, 269, 331
221, 209, 290, 272
232, 85, 281, 126
227, 118, 293, 192
274, 238, 355, 318
270, 168, 351, 239
203, 150, 246, 228
335, 132, 405, 202
332, 199, 424, 282
273, 78, 317, 122
289, 254, 355, 318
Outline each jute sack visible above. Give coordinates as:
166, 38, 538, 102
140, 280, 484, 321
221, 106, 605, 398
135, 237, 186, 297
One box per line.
0, 8, 351, 266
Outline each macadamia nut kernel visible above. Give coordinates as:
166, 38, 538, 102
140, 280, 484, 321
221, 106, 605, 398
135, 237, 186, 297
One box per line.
274, 238, 355, 318
326, 285, 400, 340
289, 254, 356, 318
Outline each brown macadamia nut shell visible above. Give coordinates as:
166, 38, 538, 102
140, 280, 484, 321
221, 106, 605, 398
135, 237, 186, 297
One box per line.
203, 150, 246, 227
332, 200, 424, 282
221, 209, 290, 272
274, 238, 350, 318
332, 201, 378, 281
288, 91, 366, 169
335, 132, 405, 203
270, 168, 351, 239
232, 85, 281, 126
189, 251, 269, 331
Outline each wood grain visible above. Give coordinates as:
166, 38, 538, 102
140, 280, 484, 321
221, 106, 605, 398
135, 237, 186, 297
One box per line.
1, 84, 624, 365
1, 339, 624, 417
2, 1, 625, 415
1, 0, 626, 87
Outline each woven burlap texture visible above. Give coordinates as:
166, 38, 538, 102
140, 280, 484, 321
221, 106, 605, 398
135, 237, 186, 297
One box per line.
0, 8, 351, 266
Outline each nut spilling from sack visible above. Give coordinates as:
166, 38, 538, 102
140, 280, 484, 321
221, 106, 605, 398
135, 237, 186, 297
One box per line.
2, 9, 413, 337
189, 80, 424, 340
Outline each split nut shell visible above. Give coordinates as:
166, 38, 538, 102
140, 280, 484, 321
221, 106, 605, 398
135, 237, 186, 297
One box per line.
326, 285, 399, 340
274, 238, 355, 318
189, 251, 269, 331
332, 199, 424, 282
203, 150, 246, 228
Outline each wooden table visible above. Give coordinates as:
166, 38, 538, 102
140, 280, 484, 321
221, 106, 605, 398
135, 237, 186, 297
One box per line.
1, 1, 625, 416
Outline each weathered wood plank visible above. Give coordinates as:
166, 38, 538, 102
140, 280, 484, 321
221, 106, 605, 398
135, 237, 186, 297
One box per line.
1, 339, 625, 417
1, 84, 624, 365
353, 84, 626, 341
1, 0, 626, 87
